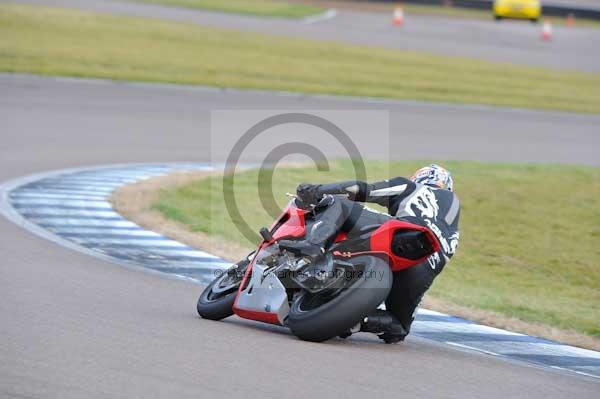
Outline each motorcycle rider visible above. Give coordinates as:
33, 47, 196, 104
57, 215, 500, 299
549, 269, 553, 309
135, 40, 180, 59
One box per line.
278, 164, 460, 343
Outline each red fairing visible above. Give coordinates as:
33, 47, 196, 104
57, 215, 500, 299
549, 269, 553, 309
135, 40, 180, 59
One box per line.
369, 220, 441, 271
232, 240, 263, 319
269, 202, 307, 241
232, 245, 282, 325
233, 202, 306, 325
233, 308, 281, 325
333, 231, 348, 243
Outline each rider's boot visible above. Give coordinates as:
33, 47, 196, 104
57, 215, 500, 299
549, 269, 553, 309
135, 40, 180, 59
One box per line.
360, 309, 408, 344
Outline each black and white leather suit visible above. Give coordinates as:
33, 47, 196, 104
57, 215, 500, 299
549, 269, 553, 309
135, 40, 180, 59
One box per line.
296, 177, 460, 334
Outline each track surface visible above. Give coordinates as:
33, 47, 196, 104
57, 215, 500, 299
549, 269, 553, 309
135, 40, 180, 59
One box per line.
6, 0, 600, 72
4, 163, 600, 379
2, 74, 600, 398
3, 74, 600, 167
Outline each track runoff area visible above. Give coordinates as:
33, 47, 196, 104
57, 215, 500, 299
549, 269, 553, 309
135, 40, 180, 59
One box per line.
1, 163, 599, 380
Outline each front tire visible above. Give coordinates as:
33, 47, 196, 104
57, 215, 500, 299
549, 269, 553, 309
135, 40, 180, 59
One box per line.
287, 255, 393, 342
197, 266, 243, 320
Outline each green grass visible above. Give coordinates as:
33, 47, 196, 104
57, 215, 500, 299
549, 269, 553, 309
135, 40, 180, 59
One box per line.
2, 4, 600, 113
153, 160, 600, 338
132, 0, 323, 18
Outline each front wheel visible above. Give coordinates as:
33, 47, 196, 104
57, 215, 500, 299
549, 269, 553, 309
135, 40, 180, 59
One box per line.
287, 255, 393, 342
197, 265, 244, 320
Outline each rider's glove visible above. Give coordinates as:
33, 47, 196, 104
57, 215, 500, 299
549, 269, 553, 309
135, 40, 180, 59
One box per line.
296, 183, 322, 206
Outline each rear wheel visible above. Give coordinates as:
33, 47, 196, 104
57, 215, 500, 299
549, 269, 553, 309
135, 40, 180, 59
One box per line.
287, 255, 392, 342
197, 265, 244, 320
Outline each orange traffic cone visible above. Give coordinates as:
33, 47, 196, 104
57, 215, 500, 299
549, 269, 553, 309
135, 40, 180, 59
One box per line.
392, 7, 404, 26
566, 13, 575, 27
541, 19, 552, 41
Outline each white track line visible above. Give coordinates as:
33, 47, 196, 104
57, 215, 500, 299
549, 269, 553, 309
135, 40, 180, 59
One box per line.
15, 189, 119, 197
413, 321, 525, 336
446, 342, 502, 357
302, 8, 338, 25
10, 192, 108, 201
142, 248, 225, 259
11, 199, 113, 208
18, 208, 122, 218
30, 218, 140, 228
47, 227, 162, 236
26, 185, 117, 192
69, 238, 189, 247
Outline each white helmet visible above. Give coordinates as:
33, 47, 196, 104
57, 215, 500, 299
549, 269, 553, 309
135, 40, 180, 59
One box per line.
410, 164, 454, 191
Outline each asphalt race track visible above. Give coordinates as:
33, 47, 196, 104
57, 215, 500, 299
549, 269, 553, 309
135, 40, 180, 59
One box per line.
3, 162, 599, 380
1, 1, 600, 397
2, 73, 600, 398
3, 74, 599, 168
6, 0, 600, 72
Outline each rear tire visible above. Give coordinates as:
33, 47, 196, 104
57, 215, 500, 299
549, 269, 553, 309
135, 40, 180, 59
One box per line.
197, 267, 242, 320
287, 255, 392, 342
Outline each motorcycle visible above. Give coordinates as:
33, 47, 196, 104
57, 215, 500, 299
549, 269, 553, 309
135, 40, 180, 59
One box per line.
197, 195, 439, 342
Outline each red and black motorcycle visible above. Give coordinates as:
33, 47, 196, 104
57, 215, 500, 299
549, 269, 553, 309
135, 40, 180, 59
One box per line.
197, 197, 439, 342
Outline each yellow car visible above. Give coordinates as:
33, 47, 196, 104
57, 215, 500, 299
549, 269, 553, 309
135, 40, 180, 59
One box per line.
493, 0, 541, 22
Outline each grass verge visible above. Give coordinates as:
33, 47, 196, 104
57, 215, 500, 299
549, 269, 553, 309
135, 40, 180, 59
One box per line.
133, 0, 323, 18
147, 160, 600, 346
1, 4, 600, 113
